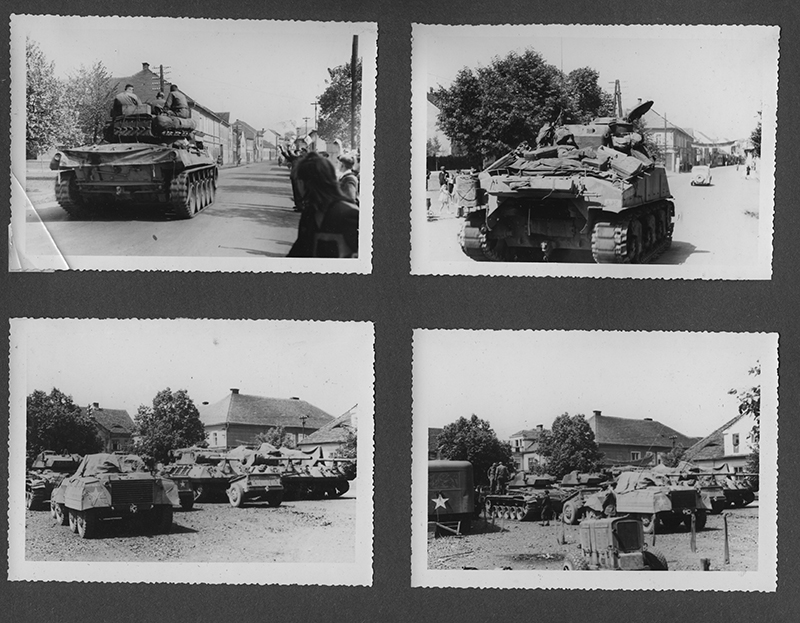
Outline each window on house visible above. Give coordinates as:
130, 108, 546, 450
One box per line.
212, 433, 218, 446
527, 458, 537, 472
732, 433, 740, 453
631, 451, 641, 461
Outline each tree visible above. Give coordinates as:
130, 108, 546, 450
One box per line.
64, 61, 116, 144
750, 112, 762, 158
26, 388, 103, 462
426, 136, 442, 158
255, 426, 296, 449
25, 38, 79, 158
133, 388, 206, 466
317, 59, 361, 148
436, 414, 513, 486
332, 427, 357, 459
537, 413, 602, 480
730, 363, 760, 489
566, 67, 615, 123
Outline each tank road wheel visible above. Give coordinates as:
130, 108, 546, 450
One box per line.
478, 226, 513, 262
227, 484, 244, 508
76, 510, 98, 539
170, 173, 197, 219
564, 552, 590, 571
55, 172, 88, 217
68, 509, 79, 533
266, 491, 283, 508
484, 498, 494, 517
515, 507, 527, 521
54, 502, 69, 526
623, 220, 643, 263
643, 549, 669, 570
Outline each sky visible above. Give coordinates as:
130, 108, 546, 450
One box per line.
15, 319, 373, 419
420, 24, 779, 141
413, 330, 776, 440
13, 15, 376, 137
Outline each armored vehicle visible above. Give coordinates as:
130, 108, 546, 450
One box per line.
161, 447, 243, 505
483, 473, 567, 522
558, 471, 612, 525
457, 100, 674, 263
563, 516, 668, 571
25, 451, 81, 510
585, 470, 711, 534
428, 460, 477, 535
720, 473, 757, 508
50, 104, 218, 219
51, 453, 179, 538
226, 458, 284, 508
274, 448, 354, 500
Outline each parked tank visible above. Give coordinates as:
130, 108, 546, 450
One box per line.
160, 447, 242, 505
50, 453, 179, 538
563, 516, 668, 571
483, 473, 567, 522
50, 103, 218, 219
242, 444, 355, 500
585, 470, 711, 534
719, 473, 757, 508
558, 471, 612, 525
25, 451, 82, 510
458, 100, 674, 263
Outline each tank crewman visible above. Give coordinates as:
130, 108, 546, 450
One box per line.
338, 153, 360, 205
164, 84, 191, 119
487, 463, 497, 494
110, 84, 142, 117
495, 463, 509, 495
151, 91, 167, 115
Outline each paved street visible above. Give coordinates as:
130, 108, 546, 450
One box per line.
23, 160, 300, 265
422, 164, 763, 267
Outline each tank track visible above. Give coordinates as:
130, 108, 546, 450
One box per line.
484, 496, 541, 521
591, 201, 674, 264
169, 166, 217, 219
460, 223, 512, 261
55, 172, 87, 217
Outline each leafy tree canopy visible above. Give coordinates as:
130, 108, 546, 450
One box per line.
133, 388, 206, 466
65, 61, 115, 144
436, 414, 513, 486
730, 363, 761, 489
750, 111, 762, 158
317, 59, 361, 148
332, 426, 357, 460
255, 425, 296, 449
26, 388, 103, 461
432, 50, 618, 163
537, 413, 602, 479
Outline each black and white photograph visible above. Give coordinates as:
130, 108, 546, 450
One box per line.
8, 319, 374, 585
412, 330, 777, 590
9, 15, 377, 272
411, 24, 779, 278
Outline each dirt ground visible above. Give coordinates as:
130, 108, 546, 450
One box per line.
428, 501, 759, 572
25, 480, 358, 563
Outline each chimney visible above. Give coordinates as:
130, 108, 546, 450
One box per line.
230, 388, 239, 394
644, 417, 653, 421
142, 62, 150, 71
93, 402, 100, 409
593, 410, 602, 417
290, 396, 300, 400
536, 424, 543, 430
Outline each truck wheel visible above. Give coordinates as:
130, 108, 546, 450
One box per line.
643, 549, 669, 570
562, 502, 578, 525
564, 552, 590, 571
76, 510, 97, 539
228, 484, 244, 508
54, 502, 69, 526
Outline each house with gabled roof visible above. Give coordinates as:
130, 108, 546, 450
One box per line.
587, 410, 698, 468
82, 402, 135, 453
298, 405, 357, 457
198, 388, 334, 451
508, 425, 548, 473
684, 413, 756, 471
427, 427, 444, 460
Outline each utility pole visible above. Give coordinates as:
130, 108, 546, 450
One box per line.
303, 117, 310, 136
159, 65, 164, 92
350, 35, 358, 149
310, 100, 319, 130
613, 79, 623, 118
664, 112, 668, 169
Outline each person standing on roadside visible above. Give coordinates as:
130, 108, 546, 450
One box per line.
495, 462, 509, 495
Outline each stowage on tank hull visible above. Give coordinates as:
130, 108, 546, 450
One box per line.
51, 453, 180, 539
458, 100, 675, 264
50, 108, 218, 220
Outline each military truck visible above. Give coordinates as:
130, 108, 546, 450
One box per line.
428, 460, 477, 535
25, 451, 82, 510
457, 100, 674, 263
563, 516, 668, 571
50, 104, 218, 219
226, 464, 284, 508
558, 471, 612, 525
51, 453, 180, 538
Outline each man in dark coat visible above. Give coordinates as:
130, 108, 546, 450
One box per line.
338, 153, 359, 205
164, 84, 190, 119
495, 463, 509, 495
110, 84, 141, 117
